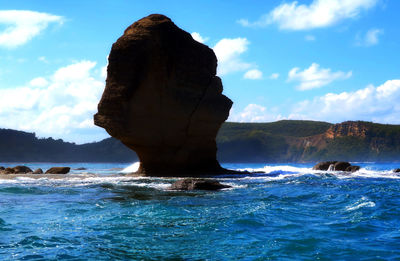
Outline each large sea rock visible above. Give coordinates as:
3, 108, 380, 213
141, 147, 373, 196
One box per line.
94, 14, 233, 176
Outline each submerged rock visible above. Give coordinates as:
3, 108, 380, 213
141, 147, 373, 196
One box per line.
33, 168, 43, 174
170, 178, 231, 191
45, 167, 70, 174
94, 14, 232, 176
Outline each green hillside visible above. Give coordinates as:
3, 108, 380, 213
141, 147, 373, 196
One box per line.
0, 120, 399, 163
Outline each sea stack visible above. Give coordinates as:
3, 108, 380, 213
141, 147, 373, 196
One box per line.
94, 14, 233, 176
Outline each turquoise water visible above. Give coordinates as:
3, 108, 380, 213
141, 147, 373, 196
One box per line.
1, 162, 400, 260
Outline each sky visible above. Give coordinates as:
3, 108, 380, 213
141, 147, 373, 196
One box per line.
0, 0, 399, 143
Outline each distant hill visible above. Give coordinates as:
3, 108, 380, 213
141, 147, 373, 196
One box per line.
217, 120, 400, 162
1, 120, 399, 163
0, 129, 137, 162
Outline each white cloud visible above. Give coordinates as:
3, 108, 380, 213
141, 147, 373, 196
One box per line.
191, 32, 208, 43
29, 77, 48, 87
356, 28, 383, 46
0, 61, 108, 143
269, 73, 279, 80
305, 35, 316, 41
244, 69, 263, 80
0, 10, 63, 48
288, 63, 352, 91
289, 79, 400, 124
213, 37, 252, 76
239, 0, 377, 30
229, 104, 282, 122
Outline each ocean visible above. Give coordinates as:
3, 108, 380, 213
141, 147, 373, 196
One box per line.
1, 162, 400, 260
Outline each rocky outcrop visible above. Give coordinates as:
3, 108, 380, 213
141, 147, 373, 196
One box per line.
33, 168, 43, 174
0, 166, 33, 174
394, 168, 400, 173
313, 161, 338, 171
45, 167, 70, 174
2, 168, 15, 174
94, 14, 232, 176
313, 161, 360, 172
333, 161, 351, 171
170, 178, 231, 191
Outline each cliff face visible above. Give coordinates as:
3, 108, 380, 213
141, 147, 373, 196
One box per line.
325, 121, 368, 139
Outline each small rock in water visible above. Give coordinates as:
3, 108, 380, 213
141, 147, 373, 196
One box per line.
333, 162, 351, 171
313, 161, 357, 172
313, 161, 338, 171
0, 166, 32, 174
45, 167, 70, 174
12, 166, 33, 174
345, 166, 360, 172
33, 168, 43, 174
3, 168, 15, 174
394, 168, 400, 173
170, 178, 231, 191
74, 167, 87, 170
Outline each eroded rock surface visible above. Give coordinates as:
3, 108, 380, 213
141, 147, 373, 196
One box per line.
94, 14, 232, 176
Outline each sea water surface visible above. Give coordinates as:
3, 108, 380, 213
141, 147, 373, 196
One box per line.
1, 162, 400, 260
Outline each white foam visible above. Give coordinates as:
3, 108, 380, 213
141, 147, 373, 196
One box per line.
120, 162, 140, 173
237, 165, 400, 180
346, 197, 376, 211
238, 165, 314, 174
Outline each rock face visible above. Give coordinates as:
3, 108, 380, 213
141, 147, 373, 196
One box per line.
170, 178, 231, 191
45, 167, 70, 174
94, 14, 232, 176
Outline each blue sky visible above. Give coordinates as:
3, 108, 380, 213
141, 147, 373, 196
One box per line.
0, 0, 399, 143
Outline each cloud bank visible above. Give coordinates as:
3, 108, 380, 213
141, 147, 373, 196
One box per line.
0, 61, 107, 143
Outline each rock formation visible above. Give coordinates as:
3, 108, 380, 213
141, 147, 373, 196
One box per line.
94, 14, 233, 176
313, 161, 360, 172
170, 178, 231, 191
33, 168, 43, 174
0, 166, 32, 174
45, 167, 70, 174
